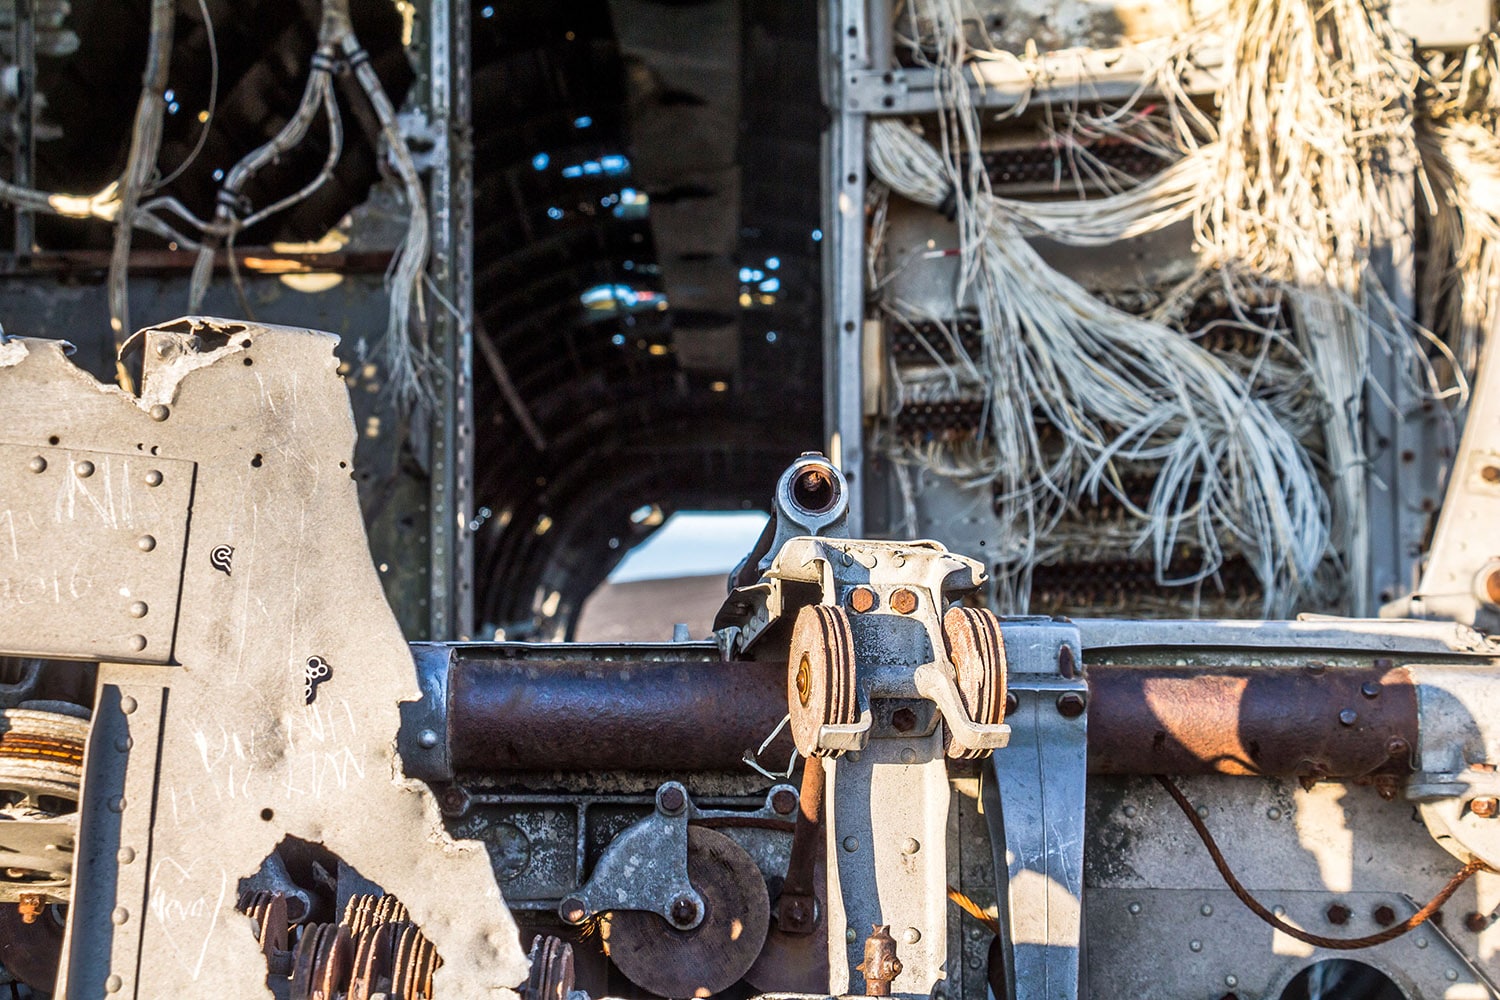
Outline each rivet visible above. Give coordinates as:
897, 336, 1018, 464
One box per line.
846, 926, 858, 943
1338, 709, 1357, 726
128, 635, 147, 652
1196, 805, 1209, 819
1128, 902, 1142, 915
902, 838, 920, 855
1415, 937, 1428, 948
1225, 976, 1238, 988
120, 696, 137, 715
136, 535, 156, 552
105, 974, 122, 993
74, 460, 94, 478
1201, 904, 1213, 917
1267, 807, 1282, 821
128, 601, 148, 618
111, 907, 129, 925
1123, 805, 1138, 818
899, 747, 917, 764
149, 404, 170, 421
1189, 940, 1202, 952
967, 955, 982, 970
1360, 681, 1380, 698
1446, 970, 1459, 982
27, 456, 46, 473
842, 836, 859, 852
418, 729, 439, 749
1272, 905, 1286, 917
144, 470, 163, 487
902, 927, 920, 944
116, 847, 135, 865
108, 796, 126, 813
114, 736, 132, 753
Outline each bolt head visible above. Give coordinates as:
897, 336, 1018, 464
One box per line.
1465, 911, 1490, 933
1361, 681, 1380, 698
848, 586, 877, 614
658, 785, 686, 814
1470, 795, 1499, 819
1326, 903, 1352, 925
559, 897, 587, 924
144, 470, 163, 487
438, 786, 471, 817
890, 588, 918, 615
771, 789, 797, 815
1373, 905, 1396, 927
74, 460, 94, 478
1056, 692, 1086, 718
891, 707, 917, 733
670, 896, 698, 925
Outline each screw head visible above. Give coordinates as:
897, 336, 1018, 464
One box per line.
1056, 692, 1086, 718
848, 586, 877, 614
670, 896, 699, 925
658, 785, 686, 814
1385, 736, 1410, 758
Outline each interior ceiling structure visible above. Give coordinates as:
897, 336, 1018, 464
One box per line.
17, 0, 825, 642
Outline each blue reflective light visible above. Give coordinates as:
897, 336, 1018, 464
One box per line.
532, 152, 550, 171
581, 161, 602, 176
766, 331, 779, 343
620, 187, 638, 200
766, 256, 781, 270
164, 89, 175, 103
561, 165, 583, 179
481, 4, 494, 16
547, 206, 564, 220
811, 229, 823, 242
758, 278, 781, 293
611, 333, 627, 346
574, 115, 593, 129
600, 154, 628, 174
738, 267, 753, 282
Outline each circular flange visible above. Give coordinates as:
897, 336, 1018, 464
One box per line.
788, 605, 858, 758
600, 826, 771, 997
942, 606, 1007, 760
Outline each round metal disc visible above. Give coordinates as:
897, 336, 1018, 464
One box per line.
600, 826, 771, 998
743, 851, 829, 993
943, 606, 1007, 759
788, 605, 857, 758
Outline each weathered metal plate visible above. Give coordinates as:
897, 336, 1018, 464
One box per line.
0, 443, 193, 664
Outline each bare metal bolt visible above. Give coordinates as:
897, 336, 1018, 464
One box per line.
1056, 692, 1086, 718
771, 789, 797, 815
658, 785, 686, 814
848, 587, 877, 613
670, 896, 699, 925
1338, 709, 1358, 726
1373, 905, 1395, 927
438, 786, 471, 817
890, 589, 918, 615
1326, 903, 1351, 925
1470, 795, 1499, 819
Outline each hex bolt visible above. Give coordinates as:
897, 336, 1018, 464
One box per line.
670, 896, 699, 926
438, 786, 471, 817
771, 789, 797, 815
890, 589, 918, 615
1470, 796, 1499, 819
848, 587, 877, 614
1373, 905, 1396, 927
658, 784, 686, 815
1056, 692, 1086, 718
891, 707, 917, 733
559, 897, 587, 924
1326, 903, 1352, 925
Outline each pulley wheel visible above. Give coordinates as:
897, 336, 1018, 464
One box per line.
788, 605, 858, 758
942, 606, 1007, 759
600, 826, 771, 998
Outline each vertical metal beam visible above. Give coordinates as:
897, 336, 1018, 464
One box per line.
823, 0, 873, 533
12, 0, 34, 256
425, 0, 476, 639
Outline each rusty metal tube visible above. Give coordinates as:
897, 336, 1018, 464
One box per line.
441, 654, 1419, 778
448, 655, 793, 773
1085, 663, 1418, 778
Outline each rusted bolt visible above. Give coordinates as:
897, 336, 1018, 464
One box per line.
17, 894, 43, 925
1056, 692, 1086, 718
1469, 795, 1499, 819
848, 587, 877, 614
1465, 911, 1490, 933
559, 896, 587, 924
890, 589, 918, 615
670, 896, 699, 926
891, 707, 917, 733
437, 785, 471, 817
1326, 903, 1351, 926
856, 924, 902, 997
780, 896, 812, 931
658, 785, 686, 815
1057, 645, 1076, 679
771, 789, 797, 815
1338, 709, 1358, 726
1004, 692, 1018, 717
1372, 905, 1396, 927
1385, 736, 1410, 759
1360, 681, 1380, 699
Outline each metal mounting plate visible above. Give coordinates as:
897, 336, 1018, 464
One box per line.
0, 443, 192, 664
